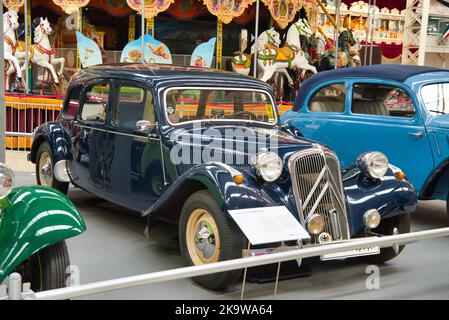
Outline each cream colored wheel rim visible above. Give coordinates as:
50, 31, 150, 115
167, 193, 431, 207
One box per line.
186, 208, 221, 265
38, 151, 53, 187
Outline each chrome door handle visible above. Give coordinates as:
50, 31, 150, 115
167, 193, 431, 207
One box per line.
408, 132, 423, 138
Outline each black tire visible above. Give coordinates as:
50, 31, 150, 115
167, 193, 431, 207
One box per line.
360, 214, 411, 264
36, 142, 69, 194
179, 190, 247, 291
15, 241, 70, 291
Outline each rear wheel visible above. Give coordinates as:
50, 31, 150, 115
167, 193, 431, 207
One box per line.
360, 214, 410, 264
36, 142, 69, 194
15, 241, 70, 291
179, 190, 246, 290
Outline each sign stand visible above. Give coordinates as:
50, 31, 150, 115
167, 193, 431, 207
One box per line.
230, 206, 310, 300
240, 242, 251, 300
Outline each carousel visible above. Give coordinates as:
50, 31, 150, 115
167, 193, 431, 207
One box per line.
2, 0, 410, 149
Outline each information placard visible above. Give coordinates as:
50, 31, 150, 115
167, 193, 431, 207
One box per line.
228, 206, 310, 245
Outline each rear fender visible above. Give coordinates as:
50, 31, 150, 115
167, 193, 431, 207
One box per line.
29, 122, 73, 164
0, 186, 86, 282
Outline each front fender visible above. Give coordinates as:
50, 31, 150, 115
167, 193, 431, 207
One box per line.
342, 167, 417, 236
30, 122, 73, 164
0, 186, 86, 282
144, 163, 281, 218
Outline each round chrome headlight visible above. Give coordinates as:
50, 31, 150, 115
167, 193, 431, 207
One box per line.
306, 214, 325, 235
0, 164, 14, 199
251, 151, 283, 182
356, 152, 389, 180
363, 209, 381, 229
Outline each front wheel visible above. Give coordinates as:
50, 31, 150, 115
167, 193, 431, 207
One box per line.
360, 214, 410, 264
14, 241, 71, 291
179, 190, 246, 291
36, 142, 69, 194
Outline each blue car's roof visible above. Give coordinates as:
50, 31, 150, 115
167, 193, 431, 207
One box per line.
293, 64, 447, 111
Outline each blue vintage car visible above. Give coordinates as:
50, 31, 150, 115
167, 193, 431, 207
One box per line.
29, 64, 416, 290
281, 65, 449, 216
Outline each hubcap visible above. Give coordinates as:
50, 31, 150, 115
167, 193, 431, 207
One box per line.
186, 209, 220, 265
38, 152, 53, 187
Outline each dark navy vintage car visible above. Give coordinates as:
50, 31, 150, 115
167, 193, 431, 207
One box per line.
29, 64, 417, 290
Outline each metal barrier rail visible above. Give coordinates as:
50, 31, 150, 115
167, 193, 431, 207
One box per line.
3, 227, 449, 300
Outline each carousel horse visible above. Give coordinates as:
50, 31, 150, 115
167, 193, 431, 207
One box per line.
231, 28, 281, 76
297, 18, 326, 64
256, 20, 317, 85
317, 29, 357, 72
17, 18, 65, 94
3, 9, 24, 92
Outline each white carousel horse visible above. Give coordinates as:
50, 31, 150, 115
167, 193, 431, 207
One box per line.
257, 20, 317, 85
231, 28, 281, 76
3, 9, 24, 91
18, 18, 65, 92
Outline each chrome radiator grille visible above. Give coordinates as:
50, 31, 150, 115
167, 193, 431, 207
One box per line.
289, 149, 350, 242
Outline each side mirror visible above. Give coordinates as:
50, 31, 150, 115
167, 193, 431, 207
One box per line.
136, 120, 157, 134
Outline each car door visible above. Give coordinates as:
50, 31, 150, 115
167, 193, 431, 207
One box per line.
289, 81, 348, 157
103, 80, 165, 213
342, 81, 434, 191
70, 79, 111, 195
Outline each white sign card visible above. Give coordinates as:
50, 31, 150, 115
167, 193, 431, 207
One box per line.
228, 206, 310, 245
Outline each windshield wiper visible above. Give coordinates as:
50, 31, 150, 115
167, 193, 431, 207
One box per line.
429, 109, 446, 115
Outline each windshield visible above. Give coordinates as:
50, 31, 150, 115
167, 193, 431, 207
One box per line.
164, 88, 277, 125
421, 83, 449, 116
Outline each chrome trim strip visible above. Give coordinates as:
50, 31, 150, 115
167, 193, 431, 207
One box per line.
75, 124, 160, 141
75, 124, 107, 132
433, 132, 441, 156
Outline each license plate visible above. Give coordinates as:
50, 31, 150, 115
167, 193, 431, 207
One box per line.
321, 246, 380, 261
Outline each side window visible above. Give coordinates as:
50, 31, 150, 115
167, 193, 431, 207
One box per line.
112, 85, 155, 130
80, 82, 110, 123
352, 84, 415, 118
64, 85, 82, 118
308, 83, 346, 113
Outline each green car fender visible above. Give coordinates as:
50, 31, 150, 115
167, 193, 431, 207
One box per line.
0, 186, 86, 283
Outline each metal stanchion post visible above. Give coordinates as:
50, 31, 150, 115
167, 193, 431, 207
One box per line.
253, 0, 260, 77
0, 3, 5, 163
334, 0, 341, 69
141, 0, 145, 63
369, 0, 377, 65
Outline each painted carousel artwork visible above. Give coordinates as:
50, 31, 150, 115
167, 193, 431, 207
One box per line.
121, 35, 173, 64
190, 37, 216, 68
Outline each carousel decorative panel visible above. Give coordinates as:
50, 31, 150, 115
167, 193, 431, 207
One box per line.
202, 0, 256, 24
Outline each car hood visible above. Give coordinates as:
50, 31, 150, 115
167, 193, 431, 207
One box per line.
165, 124, 319, 168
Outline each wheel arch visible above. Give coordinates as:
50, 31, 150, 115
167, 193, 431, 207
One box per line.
148, 178, 210, 225
0, 186, 86, 283
30, 123, 73, 165
420, 157, 449, 200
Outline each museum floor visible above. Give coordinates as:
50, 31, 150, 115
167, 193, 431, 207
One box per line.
13, 170, 449, 300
